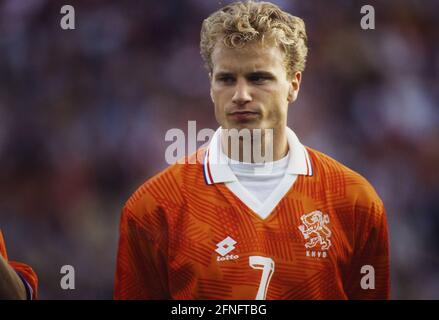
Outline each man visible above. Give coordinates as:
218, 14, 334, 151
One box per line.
0, 231, 38, 300
115, 1, 389, 299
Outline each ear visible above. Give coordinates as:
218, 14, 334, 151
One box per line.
209, 73, 215, 103
210, 87, 215, 103
287, 71, 302, 103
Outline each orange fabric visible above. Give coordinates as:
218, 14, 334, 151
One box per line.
115, 147, 390, 300
0, 232, 8, 259
0, 231, 38, 299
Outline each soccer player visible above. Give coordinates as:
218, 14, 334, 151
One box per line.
0, 231, 38, 300
115, 1, 390, 299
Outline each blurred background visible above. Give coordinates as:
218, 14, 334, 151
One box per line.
0, 0, 438, 299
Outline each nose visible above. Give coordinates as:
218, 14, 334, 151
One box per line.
232, 79, 252, 105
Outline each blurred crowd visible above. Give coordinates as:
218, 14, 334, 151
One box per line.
0, 0, 438, 299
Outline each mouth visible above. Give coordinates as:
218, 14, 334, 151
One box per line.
227, 110, 260, 122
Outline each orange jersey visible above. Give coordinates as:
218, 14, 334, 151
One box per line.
115, 129, 390, 300
0, 231, 38, 299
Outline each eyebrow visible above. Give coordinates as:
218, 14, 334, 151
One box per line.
214, 70, 276, 78
247, 71, 276, 78
214, 72, 234, 78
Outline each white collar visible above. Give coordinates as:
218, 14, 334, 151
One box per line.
203, 127, 313, 185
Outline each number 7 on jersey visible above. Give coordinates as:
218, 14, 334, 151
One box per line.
249, 256, 275, 300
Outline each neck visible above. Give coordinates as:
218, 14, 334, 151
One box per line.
220, 127, 288, 163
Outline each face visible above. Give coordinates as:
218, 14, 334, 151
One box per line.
210, 40, 301, 132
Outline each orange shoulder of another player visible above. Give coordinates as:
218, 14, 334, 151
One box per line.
0, 231, 39, 299
307, 147, 384, 210
0, 231, 7, 259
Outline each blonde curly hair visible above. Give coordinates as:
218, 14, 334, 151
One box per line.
200, 1, 308, 78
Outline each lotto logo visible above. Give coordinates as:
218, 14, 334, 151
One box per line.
215, 236, 237, 256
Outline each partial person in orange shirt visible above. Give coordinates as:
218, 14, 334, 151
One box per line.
0, 231, 38, 300
115, 1, 390, 300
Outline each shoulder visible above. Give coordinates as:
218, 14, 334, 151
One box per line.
306, 147, 387, 235
306, 147, 384, 209
122, 149, 206, 222
0, 231, 6, 258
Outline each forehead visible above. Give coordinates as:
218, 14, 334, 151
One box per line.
211, 41, 286, 74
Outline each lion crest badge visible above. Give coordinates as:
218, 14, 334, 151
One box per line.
298, 210, 332, 257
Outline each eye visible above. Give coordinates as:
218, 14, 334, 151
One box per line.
217, 76, 235, 84
248, 74, 271, 84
